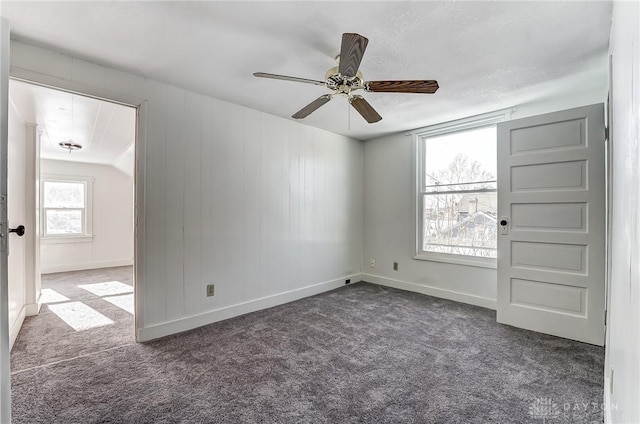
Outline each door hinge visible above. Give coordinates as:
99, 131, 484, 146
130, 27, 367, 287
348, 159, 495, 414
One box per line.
605, 126, 609, 141
604, 311, 607, 327
0, 223, 6, 253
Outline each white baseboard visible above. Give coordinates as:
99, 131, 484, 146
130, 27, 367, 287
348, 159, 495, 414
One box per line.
9, 305, 27, 351
362, 273, 497, 310
137, 274, 362, 342
25, 292, 42, 316
603, 381, 612, 424
41, 258, 133, 274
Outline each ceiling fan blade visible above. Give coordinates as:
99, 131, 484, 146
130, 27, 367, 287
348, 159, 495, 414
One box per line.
292, 95, 332, 119
338, 33, 369, 77
253, 72, 326, 87
366, 80, 439, 94
349, 95, 382, 123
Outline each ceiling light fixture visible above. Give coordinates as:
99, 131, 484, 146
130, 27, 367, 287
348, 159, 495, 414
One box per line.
59, 141, 82, 153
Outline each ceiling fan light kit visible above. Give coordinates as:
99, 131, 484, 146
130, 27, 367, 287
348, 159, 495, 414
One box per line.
58, 140, 83, 153
254, 32, 439, 124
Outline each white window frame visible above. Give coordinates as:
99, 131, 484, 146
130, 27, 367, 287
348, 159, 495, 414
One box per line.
412, 110, 512, 269
40, 174, 94, 244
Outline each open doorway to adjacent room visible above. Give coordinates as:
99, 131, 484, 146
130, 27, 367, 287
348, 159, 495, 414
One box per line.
7, 79, 137, 371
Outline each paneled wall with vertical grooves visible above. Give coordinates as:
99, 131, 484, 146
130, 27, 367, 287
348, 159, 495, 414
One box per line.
10, 41, 364, 338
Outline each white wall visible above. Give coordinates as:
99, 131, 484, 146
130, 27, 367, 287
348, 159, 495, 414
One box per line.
113, 143, 134, 177
363, 131, 497, 307
605, 2, 640, 423
7, 94, 26, 349
40, 159, 134, 274
362, 94, 606, 309
9, 40, 364, 341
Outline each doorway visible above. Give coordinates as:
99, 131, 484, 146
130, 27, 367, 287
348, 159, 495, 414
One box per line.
7, 79, 137, 371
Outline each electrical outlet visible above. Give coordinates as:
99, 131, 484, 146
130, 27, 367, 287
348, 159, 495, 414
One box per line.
345, 279, 351, 285
206, 284, 215, 297
370, 259, 376, 268
393, 262, 398, 271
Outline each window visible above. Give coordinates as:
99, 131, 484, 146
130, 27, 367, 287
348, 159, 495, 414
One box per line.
41, 175, 93, 242
415, 113, 507, 268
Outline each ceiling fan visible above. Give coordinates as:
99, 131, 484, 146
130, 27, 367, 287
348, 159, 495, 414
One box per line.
254, 32, 439, 124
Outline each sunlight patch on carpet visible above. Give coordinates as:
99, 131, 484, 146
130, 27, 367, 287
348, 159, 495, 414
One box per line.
48, 301, 114, 331
40, 288, 70, 304
104, 294, 134, 314
78, 281, 133, 297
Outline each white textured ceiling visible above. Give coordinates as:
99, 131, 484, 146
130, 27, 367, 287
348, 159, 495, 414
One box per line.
1, 1, 612, 140
9, 79, 136, 165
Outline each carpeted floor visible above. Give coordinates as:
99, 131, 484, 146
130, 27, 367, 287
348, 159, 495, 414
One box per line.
11, 274, 604, 424
11, 266, 135, 373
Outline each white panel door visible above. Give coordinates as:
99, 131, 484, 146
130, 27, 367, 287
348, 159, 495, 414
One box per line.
0, 16, 11, 424
497, 103, 606, 346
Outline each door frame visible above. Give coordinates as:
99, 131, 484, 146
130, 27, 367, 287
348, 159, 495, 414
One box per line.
6, 72, 148, 343
1, 16, 12, 424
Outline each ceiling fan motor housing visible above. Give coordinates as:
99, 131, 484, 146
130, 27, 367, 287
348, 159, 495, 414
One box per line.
325, 65, 364, 94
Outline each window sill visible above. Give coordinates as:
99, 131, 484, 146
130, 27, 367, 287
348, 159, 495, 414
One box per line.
413, 253, 497, 269
41, 235, 94, 245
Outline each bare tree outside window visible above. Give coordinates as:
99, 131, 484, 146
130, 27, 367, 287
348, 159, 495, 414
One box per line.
420, 126, 497, 258
43, 180, 86, 236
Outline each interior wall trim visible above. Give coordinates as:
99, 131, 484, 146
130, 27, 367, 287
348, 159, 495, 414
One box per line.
41, 259, 134, 275
362, 273, 497, 310
24, 293, 42, 317
137, 273, 363, 342
9, 305, 26, 352
604, 380, 612, 424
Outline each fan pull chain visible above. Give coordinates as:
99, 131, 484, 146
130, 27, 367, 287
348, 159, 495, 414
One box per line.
348, 98, 351, 130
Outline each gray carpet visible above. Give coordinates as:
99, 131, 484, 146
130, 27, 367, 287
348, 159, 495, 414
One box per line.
11, 277, 604, 424
11, 266, 135, 373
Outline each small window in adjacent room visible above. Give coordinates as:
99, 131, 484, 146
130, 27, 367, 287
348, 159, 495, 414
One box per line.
41, 176, 94, 242
415, 116, 503, 268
